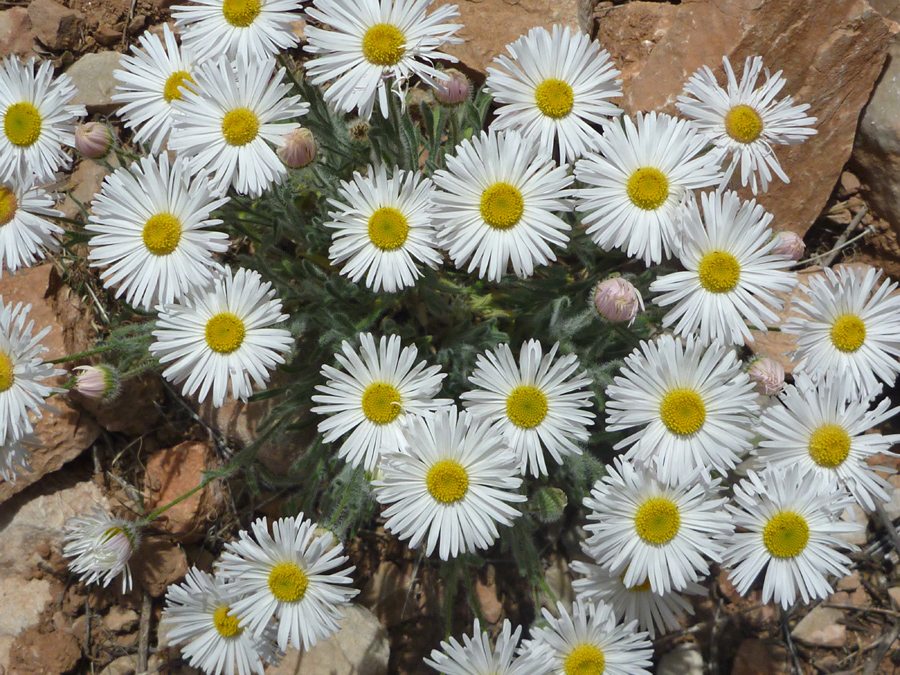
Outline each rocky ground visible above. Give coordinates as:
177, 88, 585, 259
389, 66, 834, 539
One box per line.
2, 0, 900, 673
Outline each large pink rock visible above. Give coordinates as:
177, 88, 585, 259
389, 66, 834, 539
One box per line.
592, 0, 894, 235
0, 8, 36, 59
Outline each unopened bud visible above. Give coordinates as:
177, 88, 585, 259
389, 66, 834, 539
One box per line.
73, 364, 121, 403
529, 487, 568, 524
432, 69, 471, 107
748, 357, 785, 397
278, 127, 317, 169
75, 122, 115, 160
348, 119, 370, 142
592, 277, 644, 326
771, 230, 805, 261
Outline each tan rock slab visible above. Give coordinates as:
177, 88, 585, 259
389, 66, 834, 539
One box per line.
27, 0, 82, 51
66, 51, 123, 114
791, 605, 846, 648
0, 8, 36, 59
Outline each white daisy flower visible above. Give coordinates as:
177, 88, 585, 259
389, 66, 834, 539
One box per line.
724, 465, 859, 610
755, 373, 900, 512
112, 25, 199, 155
676, 55, 817, 195
162, 568, 281, 675
784, 265, 900, 399
0, 297, 61, 446
649, 190, 797, 345
432, 129, 574, 282
529, 599, 653, 675
583, 457, 734, 594
169, 55, 308, 198
215, 514, 359, 652
460, 340, 595, 477
574, 111, 724, 266
304, 0, 463, 120
0, 55, 85, 184
0, 173, 63, 276
485, 25, 622, 165
570, 555, 704, 640
0, 430, 35, 483
86, 153, 230, 311
372, 406, 526, 561
605, 334, 758, 485
149, 266, 293, 408
310, 332, 450, 472
62, 509, 141, 593
325, 164, 442, 293
424, 619, 551, 675
173, 0, 303, 63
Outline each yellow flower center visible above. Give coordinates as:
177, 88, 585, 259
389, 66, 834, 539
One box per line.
0, 352, 15, 392
697, 250, 741, 293
212, 606, 242, 637
830, 314, 866, 353
221, 108, 260, 146
808, 423, 851, 468
361, 382, 402, 424
634, 497, 681, 544
505, 385, 548, 429
480, 182, 524, 230
0, 187, 17, 226
564, 643, 606, 675
659, 388, 706, 436
626, 167, 669, 211
204, 313, 246, 354
763, 511, 809, 559
534, 78, 574, 119
222, 0, 261, 27
426, 459, 469, 503
142, 213, 182, 256
725, 104, 764, 144
368, 206, 409, 251
4, 102, 42, 147
163, 70, 196, 103
268, 561, 309, 602
624, 575, 652, 592
361, 23, 406, 66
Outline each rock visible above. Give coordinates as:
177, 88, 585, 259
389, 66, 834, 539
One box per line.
7, 626, 81, 675
592, 0, 893, 238
359, 561, 414, 628
836, 572, 861, 592
0, 265, 100, 504
791, 605, 846, 648
143, 441, 223, 543
60, 157, 118, 221
93, 25, 122, 47
884, 472, 900, 521
539, 555, 575, 612
835, 503, 868, 546
104, 606, 139, 634
872, 0, 900, 22
888, 585, 900, 609
267, 604, 389, 675
429, 0, 579, 76
731, 639, 776, 675
474, 572, 502, 625
79, 373, 163, 436
838, 171, 861, 198
0, 8, 36, 58
66, 51, 123, 114
130, 535, 188, 597
657, 643, 704, 675
99, 653, 164, 675
28, 0, 82, 51
0, 579, 53, 668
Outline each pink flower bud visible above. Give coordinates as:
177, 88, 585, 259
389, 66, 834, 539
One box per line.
771, 230, 805, 261
592, 277, 644, 326
75, 122, 115, 160
748, 357, 785, 396
73, 364, 121, 402
278, 127, 317, 169
432, 69, 471, 107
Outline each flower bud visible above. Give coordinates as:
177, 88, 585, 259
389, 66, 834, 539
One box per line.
771, 230, 805, 261
748, 357, 785, 397
592, 277, 644, 326
75, 122, 115, 160
432, 69, 471, 107
278, 127, 317, 169
73, 364, 121, 403
348, 119, 370, 142
529, 487, 568, 524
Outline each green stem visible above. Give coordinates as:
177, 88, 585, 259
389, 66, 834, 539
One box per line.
326, 466, 361, 528
449, 109, 461, 150
48, 343, 119, 365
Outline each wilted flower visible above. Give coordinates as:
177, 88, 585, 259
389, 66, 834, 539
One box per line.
72, 364, 121, 403
771, 230, 805, 261
747, 357, 785, 397
432, 69, 471, 107
62, 509, 141, 593
74, 122, 115, 159
592, 277, 644, 326
278, 127, 317, 169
